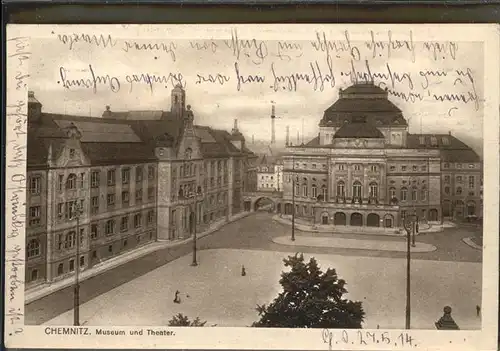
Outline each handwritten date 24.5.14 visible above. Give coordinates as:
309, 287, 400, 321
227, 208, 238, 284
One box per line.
322, 329, 416, 349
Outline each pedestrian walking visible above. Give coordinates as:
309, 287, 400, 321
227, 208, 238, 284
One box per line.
476, 305, 481, 317
174, 290, 181, 304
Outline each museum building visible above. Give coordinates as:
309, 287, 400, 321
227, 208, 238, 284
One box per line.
281, 83, 482, 232
25, 86, 257, 287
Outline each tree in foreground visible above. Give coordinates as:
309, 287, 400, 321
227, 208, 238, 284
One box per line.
252, 253, 365, 328
168, 313, 207, 327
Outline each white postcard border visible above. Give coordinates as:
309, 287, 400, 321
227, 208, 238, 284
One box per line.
4, 23, 499, 350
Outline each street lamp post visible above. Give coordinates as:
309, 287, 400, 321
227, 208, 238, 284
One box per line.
189, 191, 200, 267
403, 213, 416, 329
73, 202, 83, 326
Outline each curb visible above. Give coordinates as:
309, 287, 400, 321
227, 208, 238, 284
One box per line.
25, 212, 252, 304
273, 215, 445, 236
462, 237, 482, 250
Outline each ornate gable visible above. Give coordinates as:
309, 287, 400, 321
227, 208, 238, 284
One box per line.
53, 123, 90, 168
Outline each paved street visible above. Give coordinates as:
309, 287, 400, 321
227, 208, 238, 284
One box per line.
45, 249, 482, 330
25, 212, 482, 325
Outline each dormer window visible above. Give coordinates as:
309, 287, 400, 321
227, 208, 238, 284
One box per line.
442, 137, 450, 145
430, 136, 438, 146
419, 136, 426, 145
69, 149, 76, 158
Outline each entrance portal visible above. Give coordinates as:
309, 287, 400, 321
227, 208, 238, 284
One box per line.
350, 213, 363, 226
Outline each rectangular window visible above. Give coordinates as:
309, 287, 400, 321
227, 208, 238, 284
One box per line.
79, 173, 85, 188
107, 193, 115, 206
58, 174, 64, 191
69, 149, 76, 158
134, 214, 142, 228
91, 224, 98, 239
91, 171, 100, 188
30, 176, 41, 194
122, 191, 130, 205
120, 217, 128, 232
122, 168, 130, 184
105, 220, 115, 235
469, 176, 475, 188
135, 189, 143, 202
370, 165, 378, 172
302, 185, 308, 197
136, 166, 143, 183
443, 163, 449, 169
148, 166, 155, 180
57, 203, 64, 218
148, 187, 155, 201
444, 175, 450, 183
456, 163, 462, 169
107, 169, 116, 186
468, 164, 475, 169
401, 166, 407, 171
79, 228, 85, 244
91, 196, 99, 214
456, 176, 463, 183
148, 211, 155, 225
69, 259, 75, 272
29, 206, 41, 226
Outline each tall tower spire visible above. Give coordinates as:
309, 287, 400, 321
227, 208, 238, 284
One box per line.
271, 103, 276, 145
286, 126, 290, 146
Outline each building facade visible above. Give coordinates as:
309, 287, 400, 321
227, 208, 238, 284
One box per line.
26, 87, 257, 287
282, 83, 482, 232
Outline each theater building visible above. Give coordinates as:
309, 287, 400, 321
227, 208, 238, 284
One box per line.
26, 86, 256, 286
281, 83, 482, 232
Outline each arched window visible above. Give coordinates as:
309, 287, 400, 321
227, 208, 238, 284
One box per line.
444, 186, 450, 195
321, 185, 327, 200
302, 179, 308, 197
369, 182, 378, 198
389, 187, 396, 199
197, 185, 202, 194
185, 148, 192, 159
337, 181, 345, 197
57, 263, 64, 276
401, 187, 408, 201
312, 184, 317, 198
295, 182, 300, 196
456, 187, 463, 195
352, 181, 362, 198
27, 239, 40, 258
178, 187, 183, 198
66, 173, 77, 189
411, 187, 418, 201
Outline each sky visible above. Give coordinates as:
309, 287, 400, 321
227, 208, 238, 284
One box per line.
28, 27, 484, 155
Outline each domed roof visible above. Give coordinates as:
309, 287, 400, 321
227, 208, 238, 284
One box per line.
333, 118, 384, 139
320, 82, 406, 128
341, 83, 388, 96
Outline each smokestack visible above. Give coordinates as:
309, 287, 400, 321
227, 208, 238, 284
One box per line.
286, 126, 290, 146
302, 118, 304, 144
296, 131, 299, 145
271, 103, 276, 145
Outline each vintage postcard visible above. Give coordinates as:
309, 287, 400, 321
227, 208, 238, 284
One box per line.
5, 23, 499, 350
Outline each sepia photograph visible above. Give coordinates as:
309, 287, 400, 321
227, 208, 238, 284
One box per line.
5, 23, 499, 350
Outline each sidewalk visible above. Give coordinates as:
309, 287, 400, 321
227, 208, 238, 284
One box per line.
273, 235, 437, 252
462, 237, 482, 250
25, 211, 251, 304
273, 215, 450, 236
